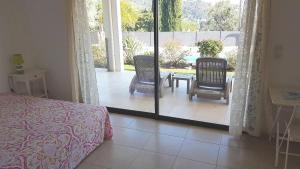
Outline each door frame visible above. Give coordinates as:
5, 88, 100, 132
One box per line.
106, 0, 229, 131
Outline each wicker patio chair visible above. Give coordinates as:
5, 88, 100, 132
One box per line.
189, 57, 232, 104
129, 55, 172, 97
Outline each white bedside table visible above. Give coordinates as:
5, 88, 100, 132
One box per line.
9, 69, 48, 98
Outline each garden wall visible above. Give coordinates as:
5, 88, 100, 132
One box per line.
91, 31, 240, 47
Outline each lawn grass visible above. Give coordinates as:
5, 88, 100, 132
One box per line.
124, 64, 235, 77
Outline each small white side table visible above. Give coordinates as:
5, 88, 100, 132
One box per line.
9, 69, 48, 98
269, 87, 300, 139
269, 87, 300, 168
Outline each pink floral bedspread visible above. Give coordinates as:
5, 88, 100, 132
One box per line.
0, 94, 113, 169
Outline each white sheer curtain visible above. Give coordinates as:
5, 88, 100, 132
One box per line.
70, 0, 100, 105
229, 0, 270, 136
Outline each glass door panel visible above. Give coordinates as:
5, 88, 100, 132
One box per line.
158, 0, 242, 125
87, 0, 155, 113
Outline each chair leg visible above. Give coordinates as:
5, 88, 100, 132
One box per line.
159, 77, 167, 97
189, 80, 196, 101
129, 75, 137, 95
171, 78, 175, 93
168, 74, 172, 87
284, 129, 291, 169
189, 93, 193, 100
275, 122, 280, 167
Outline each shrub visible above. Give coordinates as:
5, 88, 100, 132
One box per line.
196, 39, 224, 57
143, 51, 166, 65
144, 51, 154, 56
226, 49, 237, 71
123, 36, 142, 65
161, 40, 188, 67
92, 44, 107, 68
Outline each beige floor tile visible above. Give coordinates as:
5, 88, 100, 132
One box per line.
239, 135, 273, 151
220, 135, 242, 148
281, 156, 300, 169
172, 158, 216, 169
186, 126, 225, 144
157, 122, 189, 138
109, 113, 135, 127
76, 161, 108, 169
86, 143, 140, 169
216, 167, 234, 169
110, 127, 152, 148
128, 118, 189, 138
263, 153, 300, 169
75, 114, 279, 169
128, 150, 176, 169
178, 140, 219, 165
217, 146, 260, 169
143, 134, 184, 155
128, 117, 160, 132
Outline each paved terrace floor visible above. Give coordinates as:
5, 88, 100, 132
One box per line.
96, 68, 230, 125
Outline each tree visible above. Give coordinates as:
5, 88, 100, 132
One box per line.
204, 0, 239, 31
182, 0, 210, 23
94, 2, 104, 31
181, 20, 199, 32
135, 10, 154, 32
120, 0, 140, 31
160, 0, 183, 31
196, 39, 224, 57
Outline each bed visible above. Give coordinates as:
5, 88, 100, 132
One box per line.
0, 94, 113, 169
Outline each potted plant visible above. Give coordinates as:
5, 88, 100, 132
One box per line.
196, 39, 224, 58
12, 54, 24, 74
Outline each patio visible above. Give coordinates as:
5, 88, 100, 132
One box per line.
96, 68, 230, 125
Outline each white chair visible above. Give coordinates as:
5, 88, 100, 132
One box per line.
275, 106, 300, 169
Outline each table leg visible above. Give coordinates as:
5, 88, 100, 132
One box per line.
275, 122, 279, 167
25, 81, 32, 96
187, 80, 190, 94
176, 79, 179, 87
42, 76, 48, 98
269, 106, 282, 141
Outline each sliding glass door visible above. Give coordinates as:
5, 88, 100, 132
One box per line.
87, 0, 155, 114
87, 0, 243, 128
158, 0, 242, 125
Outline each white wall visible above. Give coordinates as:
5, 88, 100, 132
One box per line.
0, 0, 72, 100
23, 0, 72, 100
267, 0, 300, 87
0, 0, 36, 92
265, 0, 300, 128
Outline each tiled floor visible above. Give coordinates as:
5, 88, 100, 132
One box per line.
76, 113, 300, 169
96, 69, 229, 125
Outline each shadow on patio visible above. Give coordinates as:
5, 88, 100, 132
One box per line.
96, 68, 230, 125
